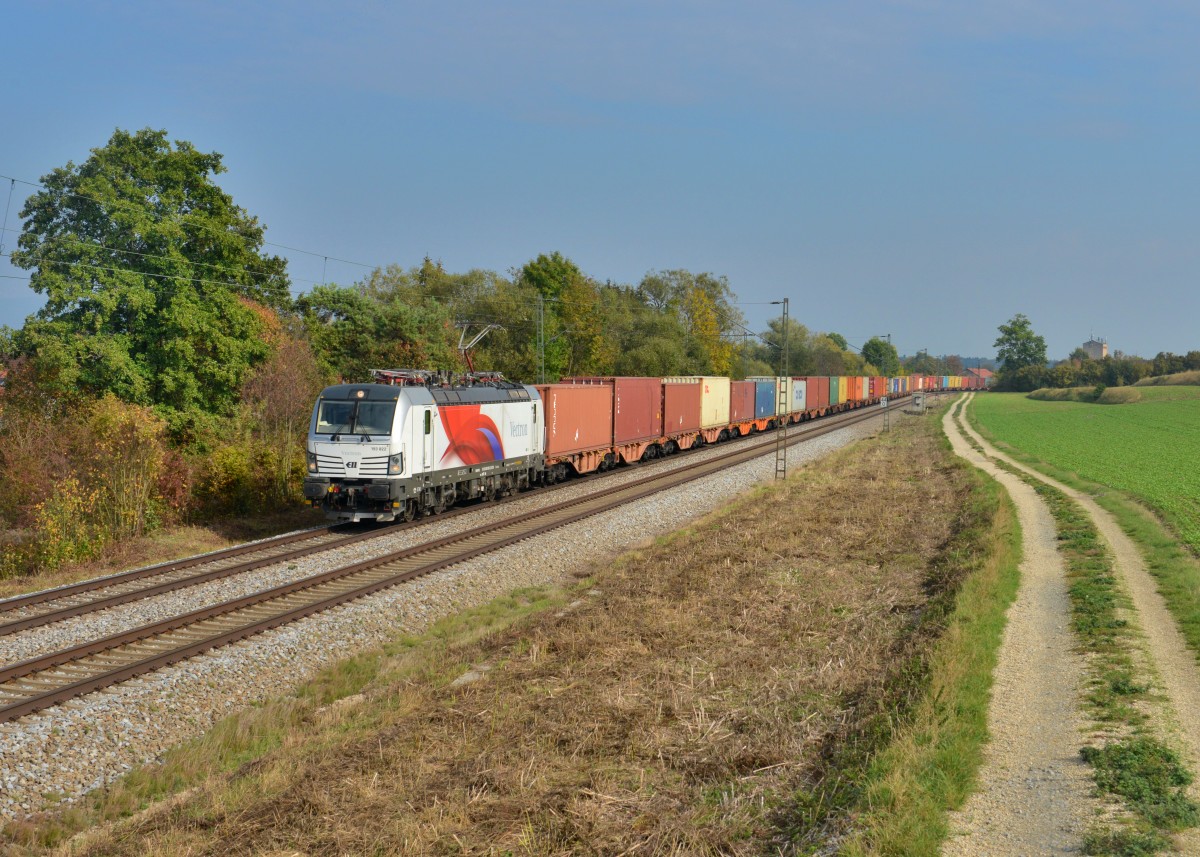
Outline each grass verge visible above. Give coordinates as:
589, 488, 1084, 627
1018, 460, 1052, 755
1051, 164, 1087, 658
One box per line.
836, 418, 1022, 855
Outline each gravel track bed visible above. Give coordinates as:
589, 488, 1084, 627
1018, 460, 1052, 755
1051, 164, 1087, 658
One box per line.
0, 417, 878, 819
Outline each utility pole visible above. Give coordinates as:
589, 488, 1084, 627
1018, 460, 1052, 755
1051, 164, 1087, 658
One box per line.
536, 293, 545, 384
774, 297, 789, 481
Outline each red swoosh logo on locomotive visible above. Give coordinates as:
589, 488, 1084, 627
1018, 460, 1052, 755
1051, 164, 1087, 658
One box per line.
439, 405, 505, 465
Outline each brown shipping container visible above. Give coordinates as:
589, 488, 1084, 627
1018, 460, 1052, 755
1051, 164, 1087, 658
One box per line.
567, 376, 663, 444
536, 384, 614, 456
802, 376, 828, 410
730, 380, 756, 422
662, 378, 702, 435
612, 376, 663, 442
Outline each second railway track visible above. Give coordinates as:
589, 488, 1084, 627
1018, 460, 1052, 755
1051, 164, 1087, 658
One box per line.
0, 406, 882, 723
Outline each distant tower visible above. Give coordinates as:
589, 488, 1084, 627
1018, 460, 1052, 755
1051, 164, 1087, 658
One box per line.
1081, 336, 1108, 360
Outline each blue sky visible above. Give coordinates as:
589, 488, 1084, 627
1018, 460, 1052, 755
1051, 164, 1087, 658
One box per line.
2, 1, 1198, 360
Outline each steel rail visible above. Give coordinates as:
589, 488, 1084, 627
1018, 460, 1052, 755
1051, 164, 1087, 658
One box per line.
0, 403, 883, 637
0, 405, 884, 723
0, 526, 340, 614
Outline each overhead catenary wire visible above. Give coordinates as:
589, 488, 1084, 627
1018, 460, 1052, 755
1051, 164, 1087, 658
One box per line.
0, 170, 380, 275
0, 172, 587, 312
0, 250, 300, 295
0, 227, 328, 286
0, 169, 787, 324
0, 178, 14, 255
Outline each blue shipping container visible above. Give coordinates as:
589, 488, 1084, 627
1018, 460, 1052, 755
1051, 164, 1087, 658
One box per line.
754, 380, 776, 418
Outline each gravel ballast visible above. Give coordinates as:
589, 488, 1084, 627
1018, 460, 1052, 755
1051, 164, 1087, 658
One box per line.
0, 416, 879, 820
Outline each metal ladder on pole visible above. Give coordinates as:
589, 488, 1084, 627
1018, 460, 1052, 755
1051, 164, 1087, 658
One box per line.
775, 382, 788, 480
774, 297, 790, 481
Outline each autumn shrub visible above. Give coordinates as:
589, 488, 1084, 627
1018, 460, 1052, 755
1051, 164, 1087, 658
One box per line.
83, 395, 171, 539
0, 391, 172, 578
27, 477, 106, 569
241, 335, 326, 506
191, 438, 294, 517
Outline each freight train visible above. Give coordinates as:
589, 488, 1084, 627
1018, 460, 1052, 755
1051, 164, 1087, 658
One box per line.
303, 369, 984, 523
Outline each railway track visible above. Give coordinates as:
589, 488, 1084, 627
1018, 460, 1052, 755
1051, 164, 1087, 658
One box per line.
0, 405, 883, 639
0, 405, 883, 724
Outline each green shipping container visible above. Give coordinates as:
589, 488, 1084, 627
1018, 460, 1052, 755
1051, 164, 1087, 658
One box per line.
828, 376, 841, 405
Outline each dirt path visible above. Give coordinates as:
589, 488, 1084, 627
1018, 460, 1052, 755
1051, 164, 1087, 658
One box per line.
941, 396, 1094, 855
959, 392, 1200, 851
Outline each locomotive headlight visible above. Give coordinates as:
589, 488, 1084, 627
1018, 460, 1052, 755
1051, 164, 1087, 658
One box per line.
306, 451, 317, 473
388, 453, 403, 475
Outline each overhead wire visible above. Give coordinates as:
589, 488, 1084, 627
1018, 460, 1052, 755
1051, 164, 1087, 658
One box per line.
0, 250, 296, 294
0, 170, 380, 274
0, 227, 323, 286
0, 178, 13, 255
0, 169, 782, 325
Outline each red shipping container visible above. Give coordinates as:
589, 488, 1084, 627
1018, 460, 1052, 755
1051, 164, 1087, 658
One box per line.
566, 376, 663, 444
730, 380, 756, 422
536, 384, 614, 456
662, 378, 701, 436
803, 376, 829, 410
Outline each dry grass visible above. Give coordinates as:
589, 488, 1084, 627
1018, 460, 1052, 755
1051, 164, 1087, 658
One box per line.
39, 415, 975, 856
1134, 370, 1200, 387
0, 508, 324, 601
1027, 386, 1142, 404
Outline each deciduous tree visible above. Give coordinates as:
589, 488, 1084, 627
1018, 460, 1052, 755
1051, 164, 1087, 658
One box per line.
994, 313, 1047, 371
861, 337, 900, 375
9, 128, 291, 436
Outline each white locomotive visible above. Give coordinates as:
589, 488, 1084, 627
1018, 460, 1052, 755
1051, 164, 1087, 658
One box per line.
303, 371, 544, 523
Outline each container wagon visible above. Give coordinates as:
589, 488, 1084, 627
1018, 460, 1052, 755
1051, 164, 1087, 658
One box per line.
564, 376, 664, 465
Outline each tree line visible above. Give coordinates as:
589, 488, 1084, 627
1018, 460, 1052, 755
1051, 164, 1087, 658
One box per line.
990, 313, 1198, 391
0, 128, 906, 577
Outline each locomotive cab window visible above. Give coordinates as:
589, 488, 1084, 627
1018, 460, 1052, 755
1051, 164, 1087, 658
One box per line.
315, 399, 396, 437
424, 410, 432, 434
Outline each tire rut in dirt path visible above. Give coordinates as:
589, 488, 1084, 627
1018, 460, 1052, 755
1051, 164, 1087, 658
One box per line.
941, 397, 1095, 856
960, 393, 1200, 853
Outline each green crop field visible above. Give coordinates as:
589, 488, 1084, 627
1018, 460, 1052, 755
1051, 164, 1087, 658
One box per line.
969, 389, 1200, 553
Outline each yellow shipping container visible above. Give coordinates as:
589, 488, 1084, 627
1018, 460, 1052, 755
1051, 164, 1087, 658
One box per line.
670, 375, 731, 428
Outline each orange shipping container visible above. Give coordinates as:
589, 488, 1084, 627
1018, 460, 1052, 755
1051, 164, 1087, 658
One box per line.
537, 384, 614, 457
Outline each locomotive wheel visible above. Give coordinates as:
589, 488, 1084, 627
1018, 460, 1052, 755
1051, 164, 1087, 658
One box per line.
402, 500, 416, 522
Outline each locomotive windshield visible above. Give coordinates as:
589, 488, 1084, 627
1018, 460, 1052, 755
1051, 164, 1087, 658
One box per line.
315, 399, 397, 437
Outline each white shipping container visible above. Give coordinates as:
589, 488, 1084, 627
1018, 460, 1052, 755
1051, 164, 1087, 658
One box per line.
791, 378, 807, 412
